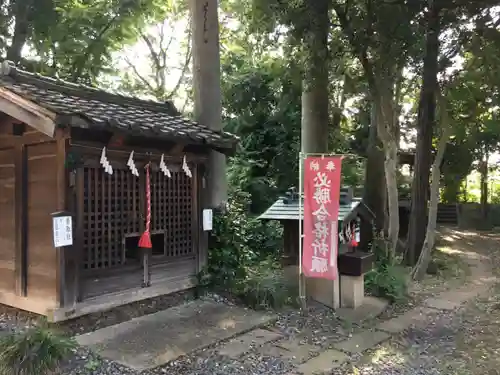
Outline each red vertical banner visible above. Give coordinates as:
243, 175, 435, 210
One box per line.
302, 156, 342, 280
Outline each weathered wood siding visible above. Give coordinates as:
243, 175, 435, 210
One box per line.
26, 142, 59, 304
0, 148, 16, 292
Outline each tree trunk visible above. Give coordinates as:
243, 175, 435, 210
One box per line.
412, 92, 451, 281
7, 0, 33, 64
405, 3, 440, 266
301, 0, 330, 154
190, 0, 226, 209
361, 103, 386, 248
374, 87, 400, 260
480, 156, 489, 219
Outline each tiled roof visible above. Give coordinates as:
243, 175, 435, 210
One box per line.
0, 61, 238, 154
258, 197, 361, 221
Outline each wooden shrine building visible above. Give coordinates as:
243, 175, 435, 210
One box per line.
0, 61, 238, 321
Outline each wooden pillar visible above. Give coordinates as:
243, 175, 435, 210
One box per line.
14, 142, 27, 296
197, 164, 208, 271
55, 136, 68, 307
74, 166, 84, 303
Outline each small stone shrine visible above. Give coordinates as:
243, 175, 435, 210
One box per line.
258, 187, 375, 309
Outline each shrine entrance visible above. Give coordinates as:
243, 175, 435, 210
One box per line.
78, 152, 197, 301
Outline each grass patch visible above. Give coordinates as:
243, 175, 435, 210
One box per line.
198, 258, 298, 310
429, 246, 470, 280
0, 323, 76, 375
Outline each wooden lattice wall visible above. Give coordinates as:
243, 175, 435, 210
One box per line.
82, 163, 195, 272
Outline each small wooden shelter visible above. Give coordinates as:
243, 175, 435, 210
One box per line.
0, 61, 238, 321
258, 187, 375, 309
258, 187, 369, 264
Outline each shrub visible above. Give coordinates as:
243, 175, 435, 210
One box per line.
364, 237, 409, 303
0, 324, 76, 375
365, 262, 408, 302
200, 181, 282, 290
233, 259, 297, 310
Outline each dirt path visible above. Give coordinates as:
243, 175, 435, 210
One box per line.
340, 228, 500, 375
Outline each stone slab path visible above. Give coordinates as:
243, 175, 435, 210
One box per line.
282, 228, 498, 374
69, 229, 499, 375
75, 299, 276, 371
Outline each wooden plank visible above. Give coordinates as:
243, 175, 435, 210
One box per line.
198, 164, 208, 271
192, 164, 199, 269
75, 167, 85, 302
14, 143, 27, 296
101, 171, 106, 268
94, 168, 99, 269
81, 257, 196, 300
0, 148, 16, 294
120, 169, 126, 264
55, 138, 67, 307
0, 88, 56, 137
26, 141, 58, 304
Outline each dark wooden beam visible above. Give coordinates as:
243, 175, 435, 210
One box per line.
55, 136, 68, 307
14, 143, 27, 296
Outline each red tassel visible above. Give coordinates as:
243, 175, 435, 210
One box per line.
351, 239, 358, 247
138, 231, 152, 248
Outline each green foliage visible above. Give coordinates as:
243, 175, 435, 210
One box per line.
365, 238, 409, 303
3, 0, 169, 83
234, 260, 297, 310
221, 54, 302, 213
0, 324, 76, 375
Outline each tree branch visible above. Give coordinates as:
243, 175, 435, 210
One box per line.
166, 18, 192, 100
167, 46, 192, 100
70, 8, 124, 81
123, 56, 155, 93
333, 4, 377, 95
141, 32, 163, 80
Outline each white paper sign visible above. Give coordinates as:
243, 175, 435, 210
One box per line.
203, 209, 213, 231
53, 216, 73, 247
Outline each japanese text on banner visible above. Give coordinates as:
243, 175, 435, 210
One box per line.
302, 157, 342, 280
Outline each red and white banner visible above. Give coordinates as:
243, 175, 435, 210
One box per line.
302, 156, 342, 280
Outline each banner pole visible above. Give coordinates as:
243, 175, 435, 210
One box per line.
298, 152, 306, 312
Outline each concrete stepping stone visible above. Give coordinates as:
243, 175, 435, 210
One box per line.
336, 296, 389, 323
217, 328, 283, 358
424, 297, 462, 310
294, 349, 349, 374
376, 307, 436, 334
75, 299, 277, 371
261, 339, 321, 364
333, 330, 390, 354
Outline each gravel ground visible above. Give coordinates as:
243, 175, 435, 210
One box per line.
332, 229, 500, 375
59, 301, 360, 375
333, 289, 500, 375
0, 227, 495, 375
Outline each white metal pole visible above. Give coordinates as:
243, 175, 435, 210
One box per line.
298, 152, 306, 311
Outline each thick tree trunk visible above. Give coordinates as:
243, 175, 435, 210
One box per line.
412, 94, 451, 281
374, 87, 400, 259
301, 0, 330, 154
190, 0, 226, 208
361, 103, 386, 248
405, 3, 440, 266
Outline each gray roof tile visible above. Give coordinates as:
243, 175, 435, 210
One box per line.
258, 197, 361, 221
0, 61, 238, 154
